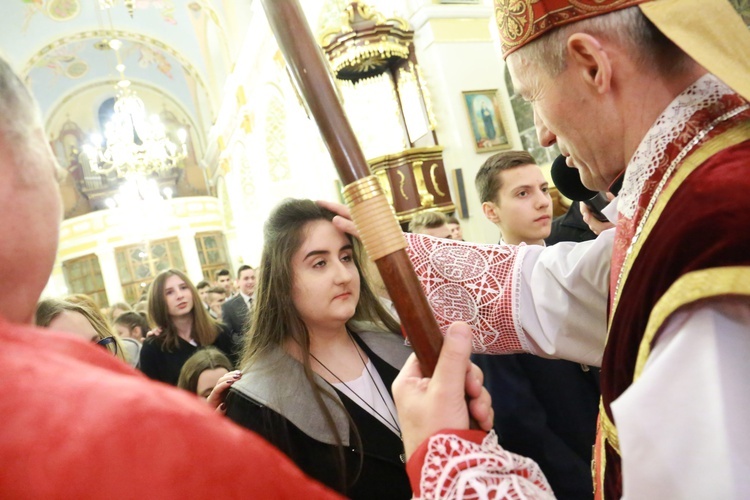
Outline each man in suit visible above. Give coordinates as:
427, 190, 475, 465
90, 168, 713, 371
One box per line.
221, 265, 256, 347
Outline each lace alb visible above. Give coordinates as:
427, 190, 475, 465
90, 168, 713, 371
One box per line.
619, 75, 734, 219
416, 431, 554, 500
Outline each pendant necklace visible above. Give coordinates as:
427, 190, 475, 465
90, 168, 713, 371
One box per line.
309, 331, 406, 463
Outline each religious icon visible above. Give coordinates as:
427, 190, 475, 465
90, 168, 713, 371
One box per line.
462, 89, 510, 153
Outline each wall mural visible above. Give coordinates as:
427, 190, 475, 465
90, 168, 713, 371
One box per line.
21, 0, 181, 30
22, 0, 81, 30
34, 40, 173, 81
33, 41, 88, 80
123, 42, 174, 79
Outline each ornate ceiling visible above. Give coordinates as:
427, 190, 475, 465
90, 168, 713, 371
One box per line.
0, 0, 255, 143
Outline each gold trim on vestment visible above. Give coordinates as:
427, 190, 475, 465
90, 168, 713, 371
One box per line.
609, 121, 750, 329
598, 398, 620, 454
596, 120, 750, 499
633, 267, 750, 381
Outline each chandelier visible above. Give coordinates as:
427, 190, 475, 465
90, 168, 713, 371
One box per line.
104, 173, 174, 209
82, 38, 187, 179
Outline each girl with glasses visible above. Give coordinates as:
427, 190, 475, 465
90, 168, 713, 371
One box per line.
35, 298, 127, 363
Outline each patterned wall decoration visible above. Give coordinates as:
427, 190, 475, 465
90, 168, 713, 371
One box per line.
21, 0, 81, 30
265, 90, 291, 182
20, 0, 183, 30
232, 140, 256, 213
216, 175, 235, 230
124, 41, 174, 78
33, 40, 88, 79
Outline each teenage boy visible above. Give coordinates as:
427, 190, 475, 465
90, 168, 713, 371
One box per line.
473, 150, 601, 500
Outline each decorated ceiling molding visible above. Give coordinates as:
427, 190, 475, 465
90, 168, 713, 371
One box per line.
0, 0, 244, 134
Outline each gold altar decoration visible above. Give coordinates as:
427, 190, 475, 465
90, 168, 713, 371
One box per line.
369, 147, 454, 222
320, 2, 454, 225
319, 2, 412, 81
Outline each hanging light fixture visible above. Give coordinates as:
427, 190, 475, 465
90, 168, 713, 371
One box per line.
82, 35, 187, 179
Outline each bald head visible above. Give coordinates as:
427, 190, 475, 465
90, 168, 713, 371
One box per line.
0, 57, 62, 324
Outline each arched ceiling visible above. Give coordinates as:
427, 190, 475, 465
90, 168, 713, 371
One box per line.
0, 0, 246, 138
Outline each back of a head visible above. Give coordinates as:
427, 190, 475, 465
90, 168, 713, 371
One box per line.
0, 57, 62, 325
114, 311, 150, 336
550, 154, 599, 201
409, 211, 448, 234
0, 58, 44, 164
475, 150, 537, 204
177, 346, 233, 394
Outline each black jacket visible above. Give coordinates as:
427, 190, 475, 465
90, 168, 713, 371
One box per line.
225, 331, 411, 500
139, 324, 234, 385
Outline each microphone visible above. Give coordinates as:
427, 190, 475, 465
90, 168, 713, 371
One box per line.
551, 155, 610, 222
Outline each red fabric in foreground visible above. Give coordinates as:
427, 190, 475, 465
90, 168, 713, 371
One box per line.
0, 318, 341, 499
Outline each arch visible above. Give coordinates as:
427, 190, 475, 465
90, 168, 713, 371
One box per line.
44, 78, 206, 154
22, 29, 215, 117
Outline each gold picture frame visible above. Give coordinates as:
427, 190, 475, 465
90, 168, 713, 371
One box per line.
462, 89, 511, 153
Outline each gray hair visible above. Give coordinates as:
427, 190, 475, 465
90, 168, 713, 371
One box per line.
0, 56, 48, 182
512, 6, 690, 78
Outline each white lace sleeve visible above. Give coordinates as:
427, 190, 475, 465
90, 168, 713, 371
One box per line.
405, 233, 530, 354
405, 231, 612, 364
413, 431, 554, 500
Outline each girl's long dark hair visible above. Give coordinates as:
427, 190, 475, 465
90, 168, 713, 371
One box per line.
239, 199, 400, 493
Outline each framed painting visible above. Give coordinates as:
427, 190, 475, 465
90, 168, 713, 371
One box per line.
462, 89, 510, 152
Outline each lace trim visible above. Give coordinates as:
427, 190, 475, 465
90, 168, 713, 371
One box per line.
416, 431, 554, 500
619, 75, 734, 219
405, 233, 526, 354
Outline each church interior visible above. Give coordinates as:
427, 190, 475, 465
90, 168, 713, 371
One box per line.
4, 0, 746, 307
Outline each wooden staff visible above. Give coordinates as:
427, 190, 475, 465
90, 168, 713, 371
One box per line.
260, 0, 443, 376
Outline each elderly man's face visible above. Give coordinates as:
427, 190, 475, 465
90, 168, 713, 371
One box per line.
507, 51, 622, 192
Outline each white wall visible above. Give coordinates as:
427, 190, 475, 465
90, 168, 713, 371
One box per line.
409, 3, 518, 244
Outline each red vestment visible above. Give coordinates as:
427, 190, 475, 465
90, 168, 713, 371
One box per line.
0, 320, 341, 499
597, 85, 750, 500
